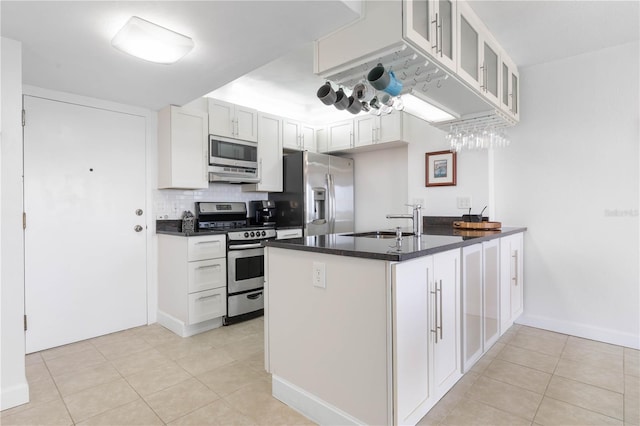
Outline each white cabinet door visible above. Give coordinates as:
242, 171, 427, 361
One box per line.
462, 243, 483, 371
378, 112, 403, 143
354, 115, 378, 148
208, 99, 235, 139
327, 119, 354, 152
481, 34, 501, 106
208, 99, 258, 141
188, 259, 227, 293
457, 2, 482, 92
432, 249, 462, 398
235, 105, 258, 142
158, 105, 208, 189
483, 239, 500, 349
301, 124, 316, 151
393, 256, 433, 426
501, 54, 520, 121
243, 113, 283, 192
188, 287, 226, 325
500, 233, 524, 333
188, 235, 226, 261
283, 118, 301, 150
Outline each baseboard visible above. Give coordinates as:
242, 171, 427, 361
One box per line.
272, 376, 365, 426
516, 314, 640, 349
156, 311, 223, 337
1, 381, 29, 411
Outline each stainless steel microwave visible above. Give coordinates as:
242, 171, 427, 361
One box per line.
208, 135, 259, 183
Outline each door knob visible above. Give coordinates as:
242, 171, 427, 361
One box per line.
135, 209, 143, 216
134, 225, 143, 232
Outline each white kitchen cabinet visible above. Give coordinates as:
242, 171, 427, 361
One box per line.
283, 119, 316, 152
457, 1, 501, 106
461, 239, 500, 372
242, 113, 283, 192
500, 233, 524, 333
500, 53, 520, 120
327, 119, 354, 152
157, 105, 208, 189
354, 113, 403, 148
315, 126, 328, 153
158, 234, 227, 337
208, 98, 258, 142
393, 248, 461, 425
403, 0, 457, 73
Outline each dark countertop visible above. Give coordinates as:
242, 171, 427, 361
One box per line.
264, 226, 527, 261
156, 220, 227, 237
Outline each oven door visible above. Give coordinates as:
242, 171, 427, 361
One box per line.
227, 245, 264, 294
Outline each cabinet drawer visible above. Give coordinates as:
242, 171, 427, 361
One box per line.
188, 287, 226, 325
188, 235, 226, 261
188, 259, 226, 293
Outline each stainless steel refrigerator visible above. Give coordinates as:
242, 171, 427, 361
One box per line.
269, 151, 354, 236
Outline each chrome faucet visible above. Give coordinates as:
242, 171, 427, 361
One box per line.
386, 204, 423, 235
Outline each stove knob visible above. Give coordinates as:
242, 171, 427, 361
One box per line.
250, 231, 255, 237
261, 230, 266, 236
244, 232, 249, 238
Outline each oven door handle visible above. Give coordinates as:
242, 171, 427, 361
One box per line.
228, 243, 263, 250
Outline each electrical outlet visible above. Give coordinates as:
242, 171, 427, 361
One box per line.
457, 196, 472, 209
312, 262, 326, 288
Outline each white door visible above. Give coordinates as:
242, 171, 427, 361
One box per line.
24, 95, 147, 353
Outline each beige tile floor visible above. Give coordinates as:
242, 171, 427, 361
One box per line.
2, 320, 639, 426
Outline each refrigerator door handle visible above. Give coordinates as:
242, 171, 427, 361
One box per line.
327, 173, 336, 234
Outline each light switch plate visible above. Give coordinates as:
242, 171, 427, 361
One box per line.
312, 262, 326, 288
457, 196, 472, 209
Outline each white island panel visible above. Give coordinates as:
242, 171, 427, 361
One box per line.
266, 247, 392, 425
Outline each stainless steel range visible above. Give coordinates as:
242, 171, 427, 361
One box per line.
195, 202, 275, 324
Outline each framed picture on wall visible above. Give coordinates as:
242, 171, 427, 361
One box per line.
425, 150, 457, 187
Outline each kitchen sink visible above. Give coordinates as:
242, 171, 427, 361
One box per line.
343, 231, 415, 239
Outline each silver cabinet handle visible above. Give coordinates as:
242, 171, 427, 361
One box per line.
512, 251, 518, 285
196, 264, 220, 270
438, 15, 443, 56
430, 277, 438, 344
197, 293, 220, 302
438, 279, 443, 339
134, 225, 143, 232
431, 13, 439, 51
196, 240, 221, 245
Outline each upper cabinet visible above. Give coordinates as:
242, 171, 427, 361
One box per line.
243, 112, 283, 193
208, 99, 258, 142
323, 112, 406, 153
457, 1, 500, 106
403, 0, 457, 73
314, 0, 519, 129
500, 54, 520, 120
282, 119, 316, 152
157, 105, 208, 189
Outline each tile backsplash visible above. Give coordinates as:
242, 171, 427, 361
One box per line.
154, 184, 267, 219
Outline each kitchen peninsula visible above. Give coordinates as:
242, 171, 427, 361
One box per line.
264, 226, 526, 425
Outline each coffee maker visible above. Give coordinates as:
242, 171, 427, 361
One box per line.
248, 200, 277, 226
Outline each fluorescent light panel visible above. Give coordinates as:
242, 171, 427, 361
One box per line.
402, 92, 457, 123
112, 16, 194, 64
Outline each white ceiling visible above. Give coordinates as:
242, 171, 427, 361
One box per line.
0, 1, 360, 111
3, 1, 638, 120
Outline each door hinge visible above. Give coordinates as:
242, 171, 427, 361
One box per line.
22, 109, 25, 127
23, 212, 26, 229
24, 315, 27, 331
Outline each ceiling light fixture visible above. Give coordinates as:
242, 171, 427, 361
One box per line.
111, 16, 194, 64
402, 91, 457, 123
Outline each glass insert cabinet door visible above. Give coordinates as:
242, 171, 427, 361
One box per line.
501, 54, 520, 119
403, 0, 457, 72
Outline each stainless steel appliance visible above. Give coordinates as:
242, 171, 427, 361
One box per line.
248, 200, 277, 226
195, 202, 275, 324
208, 135, 259, 183
269, 151, 354, 236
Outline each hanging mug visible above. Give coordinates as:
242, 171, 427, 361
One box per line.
346, 96, 363, 114
317, 82, 337, 106
333, 88, 349, 110
353, 81, 375, 102
367, 63, 403, 96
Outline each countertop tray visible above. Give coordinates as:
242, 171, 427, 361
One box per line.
453, 221, 502, 230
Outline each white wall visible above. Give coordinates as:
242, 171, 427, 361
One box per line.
350, 146, 408, 232
494, 41, 640, 348
1, 37, 29, 410
405, 114, 491, 218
